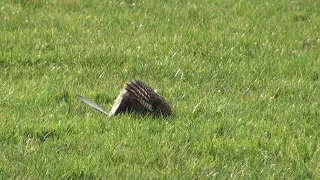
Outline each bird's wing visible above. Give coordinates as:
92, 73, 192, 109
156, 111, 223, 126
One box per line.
125, 80, 158, 111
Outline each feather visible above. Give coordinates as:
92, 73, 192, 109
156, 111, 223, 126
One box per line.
78, 80, 172, 117
77, 95, 108, 115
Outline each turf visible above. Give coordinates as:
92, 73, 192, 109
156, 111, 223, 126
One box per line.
1, 0, 320, 179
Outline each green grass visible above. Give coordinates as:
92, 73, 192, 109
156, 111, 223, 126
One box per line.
1, 0, 320, 178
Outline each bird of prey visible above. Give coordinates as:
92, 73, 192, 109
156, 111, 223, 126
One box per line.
78, 80, 172, 117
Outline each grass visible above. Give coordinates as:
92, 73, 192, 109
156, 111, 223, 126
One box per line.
1, 0, 319, 178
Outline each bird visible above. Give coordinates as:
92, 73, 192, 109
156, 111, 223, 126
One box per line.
78, 80, 172, 117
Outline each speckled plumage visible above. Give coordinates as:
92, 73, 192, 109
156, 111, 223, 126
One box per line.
108, 80, 172, 117
78, 80, 172, 117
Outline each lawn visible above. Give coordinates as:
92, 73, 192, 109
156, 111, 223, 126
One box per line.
0, 0, 319, 178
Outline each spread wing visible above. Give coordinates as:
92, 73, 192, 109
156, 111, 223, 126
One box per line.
125, 80, 158, 111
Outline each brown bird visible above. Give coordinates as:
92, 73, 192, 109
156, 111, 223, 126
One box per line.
78, 80, 172, 117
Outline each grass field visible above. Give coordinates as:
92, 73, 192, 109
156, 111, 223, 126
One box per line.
1, 0, 320, 178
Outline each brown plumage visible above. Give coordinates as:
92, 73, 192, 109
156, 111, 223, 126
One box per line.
108, 80, 172, 117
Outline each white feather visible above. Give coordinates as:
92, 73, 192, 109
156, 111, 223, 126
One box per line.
108, 89, 128, 117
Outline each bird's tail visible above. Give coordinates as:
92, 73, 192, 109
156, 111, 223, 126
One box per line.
77, 95, 108, 115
